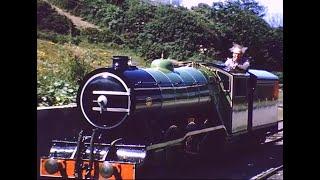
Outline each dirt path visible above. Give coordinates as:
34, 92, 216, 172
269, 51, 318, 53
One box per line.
44, 0, 100, 30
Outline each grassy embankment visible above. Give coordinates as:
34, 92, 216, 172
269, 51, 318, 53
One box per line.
37, 39, 146, 107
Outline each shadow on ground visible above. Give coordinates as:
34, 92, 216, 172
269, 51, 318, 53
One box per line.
139, 142, 283, 179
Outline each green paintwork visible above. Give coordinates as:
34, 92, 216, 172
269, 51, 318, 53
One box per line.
150, 59, 174, 73
197, 67, 214, 81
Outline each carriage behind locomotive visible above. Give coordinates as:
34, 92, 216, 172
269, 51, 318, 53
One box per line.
39, 56, 280, 179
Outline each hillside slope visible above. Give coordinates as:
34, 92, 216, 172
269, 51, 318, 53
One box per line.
37, 39, 146, 106
43, 0, 100, 30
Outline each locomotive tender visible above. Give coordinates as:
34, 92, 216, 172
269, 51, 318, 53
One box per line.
40, 56, 280, 179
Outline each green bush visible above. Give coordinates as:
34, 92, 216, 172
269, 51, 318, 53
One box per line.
80, 28, 123, 44
37, 76, 78, 106
71, 36, 82, 45
37, 30, 82, 45
51, 0, 123, 29
37, 53, 93, 107
136, 5, 218, 61
37, 0, 77, 35
64, 55, 92, 83
37, 30, 69, 44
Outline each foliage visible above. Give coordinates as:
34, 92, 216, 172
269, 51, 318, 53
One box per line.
37, 76, 78, 106
85, 3, 123, 28
114, 0, 157, 47
37, 30, 83, 45
136, 5, 218, 60
43, 0, 283, 71
37, 0, 284, 106
193, 0, 282, 71
37, 0, 77, 35
37, 39, 146, 107
37, 40, 93, 107
64, 54, 92, 83
80, 28, 124, 44
49, 0, 124, 29
272, 71, 283, 84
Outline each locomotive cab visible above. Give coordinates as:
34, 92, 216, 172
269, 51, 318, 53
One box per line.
206, 65, 280, 136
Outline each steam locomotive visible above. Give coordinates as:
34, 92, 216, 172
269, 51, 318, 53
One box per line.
39, 56, 280, 179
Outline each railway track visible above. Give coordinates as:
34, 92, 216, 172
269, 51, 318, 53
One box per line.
250, 165, 283, 180
263, 120, 283, 146
249, 117, 283, 180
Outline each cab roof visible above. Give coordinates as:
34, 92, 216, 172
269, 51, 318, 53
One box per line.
248, 69, 278, 80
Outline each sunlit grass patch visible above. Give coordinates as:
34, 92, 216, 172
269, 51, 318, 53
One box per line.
37, 39, 147, 107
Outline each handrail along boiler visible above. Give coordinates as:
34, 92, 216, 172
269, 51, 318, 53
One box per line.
39, 56, 280, 179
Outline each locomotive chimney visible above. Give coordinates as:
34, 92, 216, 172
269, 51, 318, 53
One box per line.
112, 56, 129, 71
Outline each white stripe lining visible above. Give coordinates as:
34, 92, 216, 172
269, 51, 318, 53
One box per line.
92, 107, 130, 113
93, 91, 130, 96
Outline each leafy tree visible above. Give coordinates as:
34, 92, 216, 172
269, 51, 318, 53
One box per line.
115, 0, 157, 46
40, 0, 283, 71
199, 0, 282, 70
191, 3, 213, 19
79, 0, 123, 28
137, 5, 219, 60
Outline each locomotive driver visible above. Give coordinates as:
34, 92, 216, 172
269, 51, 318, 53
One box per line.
224, 43, 250, 71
